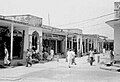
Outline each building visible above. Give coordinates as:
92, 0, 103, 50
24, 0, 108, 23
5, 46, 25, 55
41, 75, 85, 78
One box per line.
0, 14, 68, 65
82, 34, 107, 55
42, 25, 67, 57
63, 28, 83, 57
0, 14, 109, 65
106, 2, 119, 60
0, 14, 43, 64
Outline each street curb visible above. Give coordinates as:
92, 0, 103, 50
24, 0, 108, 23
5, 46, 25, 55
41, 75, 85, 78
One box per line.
0, 77, 22, 81
100, 65, 120, 72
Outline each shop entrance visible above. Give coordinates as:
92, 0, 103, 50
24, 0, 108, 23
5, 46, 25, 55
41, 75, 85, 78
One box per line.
57, 40, 62, 53
13, 29, 25, 59
73, 42, 77, 54
0, 26, 10, 59
42, 39, 55, 53
32, 31, 39, 50
0, 26, 25, 60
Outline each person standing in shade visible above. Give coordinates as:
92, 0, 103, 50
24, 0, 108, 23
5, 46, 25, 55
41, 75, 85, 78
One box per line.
50, 48, 54, 60
4, 46, 10, 66
67, 49, 72, 68
26, 49, 32, 67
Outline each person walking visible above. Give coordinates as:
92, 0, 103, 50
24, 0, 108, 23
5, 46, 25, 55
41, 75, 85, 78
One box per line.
26, 49, 32, 67
67, 49, 72, 68
89, 49, 94, 66
110, 49, 114, 65
71, 49, 77, 65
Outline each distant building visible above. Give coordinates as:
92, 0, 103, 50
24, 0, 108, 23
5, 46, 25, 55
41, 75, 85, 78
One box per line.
82, 34, 107, 55
63, 28, 83, 57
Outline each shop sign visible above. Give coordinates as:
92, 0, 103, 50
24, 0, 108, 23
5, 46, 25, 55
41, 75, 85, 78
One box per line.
52, 28, 62, 33
114, 2, 120, 18
43, 33, 64, 40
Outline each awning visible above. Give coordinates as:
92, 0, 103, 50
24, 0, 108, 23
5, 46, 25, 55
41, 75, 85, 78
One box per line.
106, 18, 120, 28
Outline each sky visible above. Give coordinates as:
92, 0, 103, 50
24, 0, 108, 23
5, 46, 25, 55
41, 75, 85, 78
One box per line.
0, 0, 119, 39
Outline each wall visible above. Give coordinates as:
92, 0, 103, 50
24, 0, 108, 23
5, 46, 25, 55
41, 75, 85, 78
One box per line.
114, 26, 120, 60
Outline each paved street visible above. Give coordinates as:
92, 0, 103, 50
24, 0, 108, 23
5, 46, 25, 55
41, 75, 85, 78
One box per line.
0, 54, 120, 82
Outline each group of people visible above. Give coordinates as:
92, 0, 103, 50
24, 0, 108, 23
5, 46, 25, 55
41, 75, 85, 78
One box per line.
42, 48, 54, 61
26, 47, 55, 67
66, 48, 96, 68
26, 47, 40, 67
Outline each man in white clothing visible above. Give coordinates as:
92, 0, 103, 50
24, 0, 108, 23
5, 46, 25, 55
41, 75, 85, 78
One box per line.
67, 49, 72, 68
50, 48, 54, 60
4, 46, 10, 65
89, 49, 94, 66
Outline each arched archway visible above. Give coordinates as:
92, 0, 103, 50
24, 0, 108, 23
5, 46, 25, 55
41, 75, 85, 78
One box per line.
32, 31, 39, 50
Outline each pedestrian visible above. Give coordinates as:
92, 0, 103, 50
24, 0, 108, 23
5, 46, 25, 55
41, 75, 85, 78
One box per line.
32, 46, 36, 59
4, 46, 11, 66
110, 49, 114, 65
89, 49, 94, 66
26, 49, 32, 67
50, 48, 54, 60
71, 49, 77, 65
67, 49, 72, 68
43, 50, 49, 61
103, 48, 106, 56
65, 49, 69, 62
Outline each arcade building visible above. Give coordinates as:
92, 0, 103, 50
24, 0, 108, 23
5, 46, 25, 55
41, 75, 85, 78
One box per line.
0, 14, 109, 65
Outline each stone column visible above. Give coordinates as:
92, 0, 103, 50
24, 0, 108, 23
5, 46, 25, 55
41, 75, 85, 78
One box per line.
10, 23, 14, 60
39, 36, 42, 53
28, 35, 32, 49
80, 36, 83, 54
84, 39, 86, 54
55, 40, 57, 54
71, 37, 73, 49
65, 34, 67, 55
69, 40, 70, 49
93, 39, 96, 50
77, 36, 79, 56
96, 38, 98, 52
98, 42, 100, 53
95, 39, 97, 50
37, 38, 39, 52
91, 39, 92, 49
87, 38, 89, 52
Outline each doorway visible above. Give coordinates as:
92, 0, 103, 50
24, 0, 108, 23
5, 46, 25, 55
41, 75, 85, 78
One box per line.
13, 29, 25, 59
32, 31, 39, 50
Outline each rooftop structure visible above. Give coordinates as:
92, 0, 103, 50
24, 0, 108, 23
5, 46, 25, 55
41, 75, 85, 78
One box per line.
0, 14, 42, 27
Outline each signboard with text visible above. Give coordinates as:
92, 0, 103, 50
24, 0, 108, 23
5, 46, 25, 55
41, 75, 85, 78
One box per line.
114, 2, 120, 18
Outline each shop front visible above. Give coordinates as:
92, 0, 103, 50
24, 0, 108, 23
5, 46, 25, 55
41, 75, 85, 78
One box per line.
42, 33, 65, 56
0, 19, 29, 65
0, 14, 42, 65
